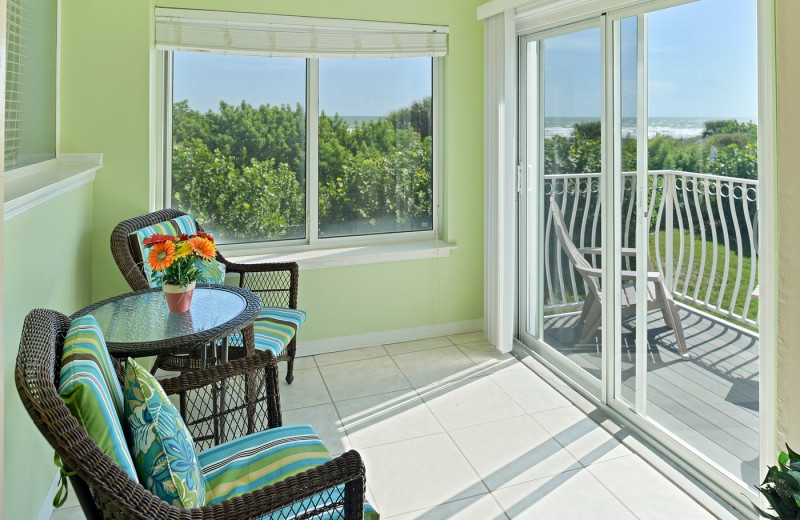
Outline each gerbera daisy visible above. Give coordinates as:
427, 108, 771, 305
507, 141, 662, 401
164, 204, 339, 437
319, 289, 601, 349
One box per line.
187, 236, 216, 260
142, 234, 176, 247
173, 242, 192, 259
148, 241, 175, 271
196, 232, 215, 243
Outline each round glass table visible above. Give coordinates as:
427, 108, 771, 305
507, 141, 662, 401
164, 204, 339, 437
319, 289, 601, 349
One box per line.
73, 284, 262, 362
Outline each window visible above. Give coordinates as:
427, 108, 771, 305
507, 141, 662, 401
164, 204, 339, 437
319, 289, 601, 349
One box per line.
5, 0, 57, 170
158, 10, 446, 248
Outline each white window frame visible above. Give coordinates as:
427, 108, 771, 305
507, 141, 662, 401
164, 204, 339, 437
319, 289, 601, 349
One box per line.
155, 48, 443, 256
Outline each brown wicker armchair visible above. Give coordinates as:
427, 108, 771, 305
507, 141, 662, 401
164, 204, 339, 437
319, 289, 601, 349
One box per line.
15, 308, 368, 520
110, 208, 301, 382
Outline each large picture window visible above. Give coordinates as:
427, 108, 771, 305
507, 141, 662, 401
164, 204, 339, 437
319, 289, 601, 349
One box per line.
159, 10, 445, 248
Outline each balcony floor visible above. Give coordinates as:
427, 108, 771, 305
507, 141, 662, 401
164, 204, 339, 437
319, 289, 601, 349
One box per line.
543, 304, 759, 487
53, 333, 738, 519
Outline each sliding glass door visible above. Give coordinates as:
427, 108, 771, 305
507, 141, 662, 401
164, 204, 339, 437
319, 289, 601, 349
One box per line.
518, 0, 760, 504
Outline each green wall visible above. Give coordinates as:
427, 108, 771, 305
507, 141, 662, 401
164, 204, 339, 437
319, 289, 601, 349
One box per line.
3, 185, 95, 519
60, 0, 486, 342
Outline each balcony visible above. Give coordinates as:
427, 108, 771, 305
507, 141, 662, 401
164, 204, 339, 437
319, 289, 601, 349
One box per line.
538, 169, 759, 485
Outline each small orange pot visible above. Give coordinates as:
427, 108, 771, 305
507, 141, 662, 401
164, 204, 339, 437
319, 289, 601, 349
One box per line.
162, 281, 196, 313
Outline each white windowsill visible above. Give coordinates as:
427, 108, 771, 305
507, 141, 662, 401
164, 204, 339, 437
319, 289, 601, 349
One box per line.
4, 153, 103, 222
225, 239, 457, 269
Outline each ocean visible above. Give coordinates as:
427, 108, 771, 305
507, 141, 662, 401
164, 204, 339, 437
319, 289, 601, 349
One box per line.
544, 116, 756, 140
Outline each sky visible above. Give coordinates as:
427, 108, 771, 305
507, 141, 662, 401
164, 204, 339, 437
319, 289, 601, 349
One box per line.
542, 0, 757, 119
173, 0, 757, 120
173, 54, 432, 117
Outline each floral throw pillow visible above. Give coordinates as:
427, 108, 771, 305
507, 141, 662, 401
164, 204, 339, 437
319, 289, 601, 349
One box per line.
123, 358, 205, 507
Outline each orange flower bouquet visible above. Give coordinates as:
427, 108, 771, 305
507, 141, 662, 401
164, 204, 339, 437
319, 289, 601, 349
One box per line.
143, 232, 218, 312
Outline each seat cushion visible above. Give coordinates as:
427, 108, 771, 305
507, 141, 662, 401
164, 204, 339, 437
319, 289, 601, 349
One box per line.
130, 215, 226, 287
252, 307, 307, 356
199, 424, 378, 519
58, 316, 137, 480
123, 358, 205, 508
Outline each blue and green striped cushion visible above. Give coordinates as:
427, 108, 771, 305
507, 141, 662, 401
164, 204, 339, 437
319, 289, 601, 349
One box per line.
199, 425, 379, 519
131, 215, 226, 287
253, 308, 307, 356
59, 316, 137, 480
124, 358, 205, 508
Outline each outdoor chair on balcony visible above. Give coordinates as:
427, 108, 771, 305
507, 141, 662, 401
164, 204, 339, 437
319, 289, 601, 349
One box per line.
111, 208, 304, 382
15, 308, 376, 519
550, 197, 688, 359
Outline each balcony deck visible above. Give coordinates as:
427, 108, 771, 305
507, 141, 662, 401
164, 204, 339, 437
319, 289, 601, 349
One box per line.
543, 304, 759, 485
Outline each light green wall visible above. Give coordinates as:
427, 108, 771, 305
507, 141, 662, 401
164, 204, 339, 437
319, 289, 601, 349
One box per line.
60, 0, 486, 342
2, 185, 95, 519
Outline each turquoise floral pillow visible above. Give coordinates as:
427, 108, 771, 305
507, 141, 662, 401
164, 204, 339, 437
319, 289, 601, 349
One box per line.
123, 358, 205, 507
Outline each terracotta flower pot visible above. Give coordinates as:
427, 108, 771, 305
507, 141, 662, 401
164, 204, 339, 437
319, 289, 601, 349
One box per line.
162, 280, 196, 313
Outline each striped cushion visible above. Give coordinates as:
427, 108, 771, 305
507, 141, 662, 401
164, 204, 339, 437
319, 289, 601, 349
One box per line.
199, 425, 379, 519
253, 307, 307, 356
124, 358, 205, 507
130, 215, 228, 287
59, 316, 137, 480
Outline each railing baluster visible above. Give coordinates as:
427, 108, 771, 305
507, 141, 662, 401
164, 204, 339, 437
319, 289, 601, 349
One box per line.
623, 174, 636, 271
556, 188, 569, 305
704, 177, 719, 309
681, 175, 696, 298
568, 179, 581, 303
742, 187, 757, 325
674, 176, 686, 295
691, 175, 707, 304
716, 178, 731, 314
728, 180, 745, 317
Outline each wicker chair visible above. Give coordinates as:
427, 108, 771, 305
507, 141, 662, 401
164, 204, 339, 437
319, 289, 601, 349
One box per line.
15, 308, 369, 519
110, 208, 301, 382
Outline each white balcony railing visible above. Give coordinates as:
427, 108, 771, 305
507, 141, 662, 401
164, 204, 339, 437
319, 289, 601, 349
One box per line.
543, 170, 759, 327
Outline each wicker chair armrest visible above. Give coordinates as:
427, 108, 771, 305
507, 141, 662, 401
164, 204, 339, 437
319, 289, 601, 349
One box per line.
160, 349, 282, 434
195, 450, 367, 520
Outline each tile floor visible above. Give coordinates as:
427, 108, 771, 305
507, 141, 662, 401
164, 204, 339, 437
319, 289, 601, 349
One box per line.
52, 333, 737, 519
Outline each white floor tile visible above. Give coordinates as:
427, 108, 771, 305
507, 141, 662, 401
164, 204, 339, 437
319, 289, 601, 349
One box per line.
50, 506, 86, 520
455, 340, 518, 370
292, 355, 317, 370
447, 332, 487, 345
360, 433, 487, 517
531, 407, 631, 466
279, 367, 332, 411
282, 403, 350, 456
491, 368, 572, 414
492, 468, 638, 520
449, 415, 581, 490
314, 346, 388, 367
384, 336, 453, 356
421, 376, 526, 431
383, 493, 508, 520
587, 455, 717, 520
319, 357, 412, 402
393, 346, 479, 388
336, 390, 444, 450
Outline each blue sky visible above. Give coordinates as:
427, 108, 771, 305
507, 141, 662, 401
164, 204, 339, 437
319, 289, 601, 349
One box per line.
173, 54, 432, 116
542, 0, 757, 119
174, 0, 757, 120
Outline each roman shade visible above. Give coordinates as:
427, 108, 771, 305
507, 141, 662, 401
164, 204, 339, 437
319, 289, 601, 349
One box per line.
155, 8, 449, 58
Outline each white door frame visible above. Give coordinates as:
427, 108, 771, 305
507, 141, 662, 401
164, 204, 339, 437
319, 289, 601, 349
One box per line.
515, 0, 776, 515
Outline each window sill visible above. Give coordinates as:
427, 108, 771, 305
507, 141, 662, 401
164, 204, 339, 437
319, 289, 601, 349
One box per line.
4, 154, 103, 222
224, 239, 457, 270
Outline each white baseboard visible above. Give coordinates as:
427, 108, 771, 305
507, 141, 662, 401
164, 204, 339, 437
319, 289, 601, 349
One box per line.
298, 319, 484, 357
37, 473, 61, 520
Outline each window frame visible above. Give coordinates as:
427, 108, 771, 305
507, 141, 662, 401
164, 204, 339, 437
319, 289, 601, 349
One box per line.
155, 50, 443, 255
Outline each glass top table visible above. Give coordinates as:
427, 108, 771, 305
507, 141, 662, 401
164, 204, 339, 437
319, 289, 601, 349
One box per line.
73, 284, 262, 359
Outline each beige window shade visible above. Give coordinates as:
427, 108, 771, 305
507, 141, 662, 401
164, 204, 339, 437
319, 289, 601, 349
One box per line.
155, 8, 449, 58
